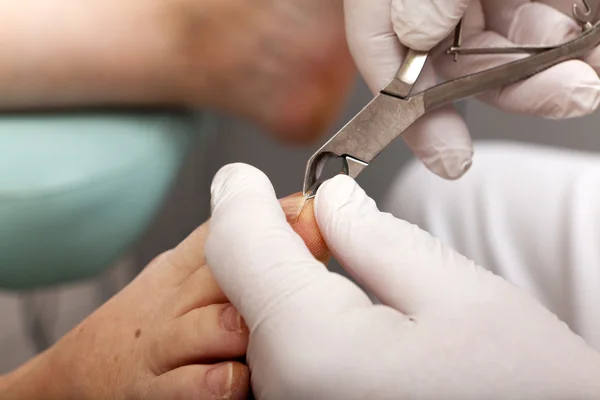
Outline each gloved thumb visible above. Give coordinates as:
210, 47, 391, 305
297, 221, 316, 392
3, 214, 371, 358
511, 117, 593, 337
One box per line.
392, 0, 472, 51
205, 164, 369, 330
314, 174, 512, 316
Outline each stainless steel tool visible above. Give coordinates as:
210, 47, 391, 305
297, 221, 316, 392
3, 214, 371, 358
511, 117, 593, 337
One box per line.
303, 4, 600, 197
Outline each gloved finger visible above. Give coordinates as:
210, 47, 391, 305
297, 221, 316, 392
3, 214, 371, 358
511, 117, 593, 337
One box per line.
166, 193, 329, 319
485, 0, 600, 70
344, 0, 405, 94
392, 0, 473, 50
344, 0, 468, 93
537, 0, 575, 16
345, 0, 473, 179
481, 59, 600, 119
435, 30, 600, 119
314, 174, 509, 316
402, 61, 473, 180
401, 107, 473, 180
479, 1, 600, 116
457, 0, 486, 39
206, 163, 371, 330
483, 1, 572, 39
497, 0, 600, 79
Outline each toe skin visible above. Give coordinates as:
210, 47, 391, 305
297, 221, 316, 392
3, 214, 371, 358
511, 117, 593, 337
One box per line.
144, 362, 250, 400
150, 303, 249, 374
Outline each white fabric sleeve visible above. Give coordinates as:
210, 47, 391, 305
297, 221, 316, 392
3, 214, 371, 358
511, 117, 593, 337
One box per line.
383, 141, 600, 350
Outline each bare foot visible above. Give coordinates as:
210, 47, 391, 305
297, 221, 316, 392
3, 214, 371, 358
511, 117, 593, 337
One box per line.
0, 194, 326, 400
172, 0, 356, 143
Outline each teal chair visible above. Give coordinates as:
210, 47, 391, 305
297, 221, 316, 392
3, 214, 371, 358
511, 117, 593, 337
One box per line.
0, 111, 199, 291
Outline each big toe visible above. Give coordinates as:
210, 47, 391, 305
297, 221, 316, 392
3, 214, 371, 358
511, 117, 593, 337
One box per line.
145, 362, 250, 400
280, 193, 330, 264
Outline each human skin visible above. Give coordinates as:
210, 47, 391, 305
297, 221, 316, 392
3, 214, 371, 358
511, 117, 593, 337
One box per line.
0, 194, 326, 400
0, 0, 356, 143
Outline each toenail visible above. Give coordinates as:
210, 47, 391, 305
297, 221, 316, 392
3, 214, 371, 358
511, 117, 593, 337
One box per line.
206, 363, 233, 398
220, 305, 246, 333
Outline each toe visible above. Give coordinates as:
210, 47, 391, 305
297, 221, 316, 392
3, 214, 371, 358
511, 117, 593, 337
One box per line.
166, 221, 212, 286
170, 266, 228, 317
144, 362, 250, 400
149, 303, 249, 374
169, 193, 329, 317
280, 194, 330, 265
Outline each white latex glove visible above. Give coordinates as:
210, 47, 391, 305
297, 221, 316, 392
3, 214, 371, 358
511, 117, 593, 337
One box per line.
385, 141, 600, 352
346, 0, 600, 180
206, 163, 600, 400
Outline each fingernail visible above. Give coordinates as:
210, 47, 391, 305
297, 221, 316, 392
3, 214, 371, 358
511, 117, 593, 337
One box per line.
220, 305, 246, 333
206, 363, 233, 398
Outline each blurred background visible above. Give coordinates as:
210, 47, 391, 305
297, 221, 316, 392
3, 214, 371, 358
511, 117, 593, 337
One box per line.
2, 77, 600, 373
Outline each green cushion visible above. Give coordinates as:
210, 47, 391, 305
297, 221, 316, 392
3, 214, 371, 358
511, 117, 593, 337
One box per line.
0, 111, 197, 290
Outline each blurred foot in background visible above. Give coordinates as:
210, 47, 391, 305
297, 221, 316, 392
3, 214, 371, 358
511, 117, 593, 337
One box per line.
175, 0, 357, 143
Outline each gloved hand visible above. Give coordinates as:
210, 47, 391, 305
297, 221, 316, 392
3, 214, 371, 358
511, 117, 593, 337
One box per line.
345, 0, 600, 180
385, 141, 600, 352
206, 163, 600, 399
